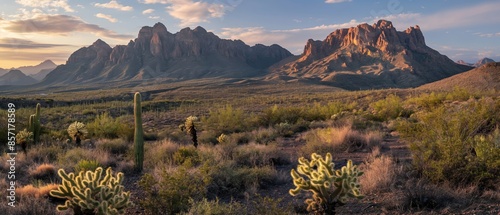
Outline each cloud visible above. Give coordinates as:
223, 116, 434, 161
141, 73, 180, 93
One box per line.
142, 9, 155, 14
96, 13, 117, 23
372, 2, 500, 31
272, 19, 360, 33
166, 0, 227, 26
476, 32, 500, 38
138, 0, 168, 4
0, 38, 70, 49
220, 27, 288, 46
94, 0, 133, 11
15, 0, 74, 12
325, 0, 352, 3
0, 14, 133, 40
148, 16, 160, 19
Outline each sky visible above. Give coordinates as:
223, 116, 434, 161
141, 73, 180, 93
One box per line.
0, 0, 499, 68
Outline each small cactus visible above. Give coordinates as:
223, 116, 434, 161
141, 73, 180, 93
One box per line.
49, 167, 132, 215
16, 128, 33, 154
67, 121, 88, 146
184, 116, 199, 148
134, 92, 144, 172
289, 153, 364, 214
217, 133, 228, 144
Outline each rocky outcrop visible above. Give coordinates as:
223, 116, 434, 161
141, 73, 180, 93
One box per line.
41, 22, 292, 86
272, 20, 472, 90
473, 58, 495, 67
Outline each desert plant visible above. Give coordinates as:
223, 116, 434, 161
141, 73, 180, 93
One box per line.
217, 133, 228, 144
67, 121, 88, 146
16, 128, 33, 154
289, 153, 364, 214
134, 92, 144, 172
49, 167, 132, 215
184, 116, 199, 148
74, 160, 101, 172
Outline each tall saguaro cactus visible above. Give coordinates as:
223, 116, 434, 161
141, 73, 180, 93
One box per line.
134, 92, 144, 172
34, 103, 41, 144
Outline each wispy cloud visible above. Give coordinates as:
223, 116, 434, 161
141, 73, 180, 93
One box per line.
139, 0, 238, 26
94, 0, 133, 11
148, 16, 160, 19
96, 13, 117, 23
373, 2, 500, 31
475, 32, 500, 38
0, 38, 70, 49
15, 0, 74, 12
0, 14, 133, 39
325, 0, 352, 3
272, 19, 360, 33
142, 9, 154, 14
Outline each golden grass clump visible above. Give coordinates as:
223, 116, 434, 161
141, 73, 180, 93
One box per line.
359, 152, 395, 194
29, 163, 57, 179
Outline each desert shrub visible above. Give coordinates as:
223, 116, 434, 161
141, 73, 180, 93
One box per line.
306, 101, 357, 121
87, 112, 128, 139
252, 127, 278, 144
143, 139, 179, 168
139, 167, 208, 214
58, 148, 112, 171
0, 195, 59, 215
30, 163, 57, 180
397, 98, 500, 186
203, 105, 247, 134
233, 143, 284, 167
369, 94, 410, 121
400, 179, 460, 211
275, 122, 293, 137
95, 138, 129, 155
359, 155, 395, 194
228, 132, 251, 145
301, 125, 380, 156
406, 88, 475, 111
28, 144, 61, 163
259, 105, 304, 126
251, 194, 293, 215
73, 159, 101, 172
184, 198, 245, 215
173, 146, 201, 167
17, 183, 59, 198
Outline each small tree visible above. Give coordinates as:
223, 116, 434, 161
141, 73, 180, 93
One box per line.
67, 121, 88, 146
16, 129, 33, 154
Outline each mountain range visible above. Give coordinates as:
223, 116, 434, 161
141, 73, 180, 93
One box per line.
456, 58, 496, 68
40, 23, 292, 86
0, 70, 38, 85
3, 20, 498, 90
270, 20, 472, 90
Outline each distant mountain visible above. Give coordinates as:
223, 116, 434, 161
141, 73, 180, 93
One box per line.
473, 58, 495, 67
16, 60, 57, 75
0, 68, 7, 77
40, 23, 292, 86
0, 70, 38, 85
420, 62, 500, 91
29, 68, 54, 81
456, 60, 474, 67
270, 20, 472, 90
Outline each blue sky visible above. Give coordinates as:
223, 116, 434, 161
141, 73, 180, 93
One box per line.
0, 0, 499, 68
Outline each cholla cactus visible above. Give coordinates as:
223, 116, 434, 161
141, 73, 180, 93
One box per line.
217, 133, 228, 144
184, 116, 199, 148
16, 129, 33, 154
67, 121, 88, 146
49, 167, 132, 215
289, 153, 364, 214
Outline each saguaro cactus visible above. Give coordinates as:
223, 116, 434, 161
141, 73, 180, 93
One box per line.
34, 103, 41, 144
289, 153, 364, 214
134, 92, 144, 172
49, 167, 132, 215
28, 114, 35, 134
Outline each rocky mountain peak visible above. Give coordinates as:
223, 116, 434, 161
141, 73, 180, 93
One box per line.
373, 19, 394, 29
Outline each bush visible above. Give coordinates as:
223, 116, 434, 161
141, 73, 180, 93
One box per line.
369, 94, 409, 121
95, 138, 130, 155
397, 97, 500, 186
30, 163, 57, 180
74, 159, 101, 172
87, 113, 134, 140
173, 147, 201, 167
203, 105, 248, 134
139, 167, 208, 214
360, 155, 395, 194
184, 198, 245, 215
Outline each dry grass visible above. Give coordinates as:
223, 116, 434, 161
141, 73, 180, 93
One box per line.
17, 184, 59, 198
359, 153, 396, 194
144, 139, 180, 169
29, 163, 57, 180
301, 125, 383, 156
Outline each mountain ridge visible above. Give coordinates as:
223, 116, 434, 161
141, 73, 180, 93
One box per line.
270, 20, 472, 90
0, 69, 38, 85
40, 23, 292, 86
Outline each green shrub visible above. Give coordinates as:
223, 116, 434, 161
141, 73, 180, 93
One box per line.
173, 147, 201, 167
252, 128, 278, 145
203, 105, 247, 134
139, 167, 208, 214
87, 112, 121, 139
397, 98, 500, 186
95, 138, 130, 155
184, 198, 245, 215
74, 159, 101, 172
369, 94, 409, 121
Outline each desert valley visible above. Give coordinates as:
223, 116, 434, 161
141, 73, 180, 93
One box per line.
1, 1, 500, 215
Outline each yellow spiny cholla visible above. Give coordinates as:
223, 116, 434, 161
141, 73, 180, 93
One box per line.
289, 152, 364, 214
49, 167, 132, 215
